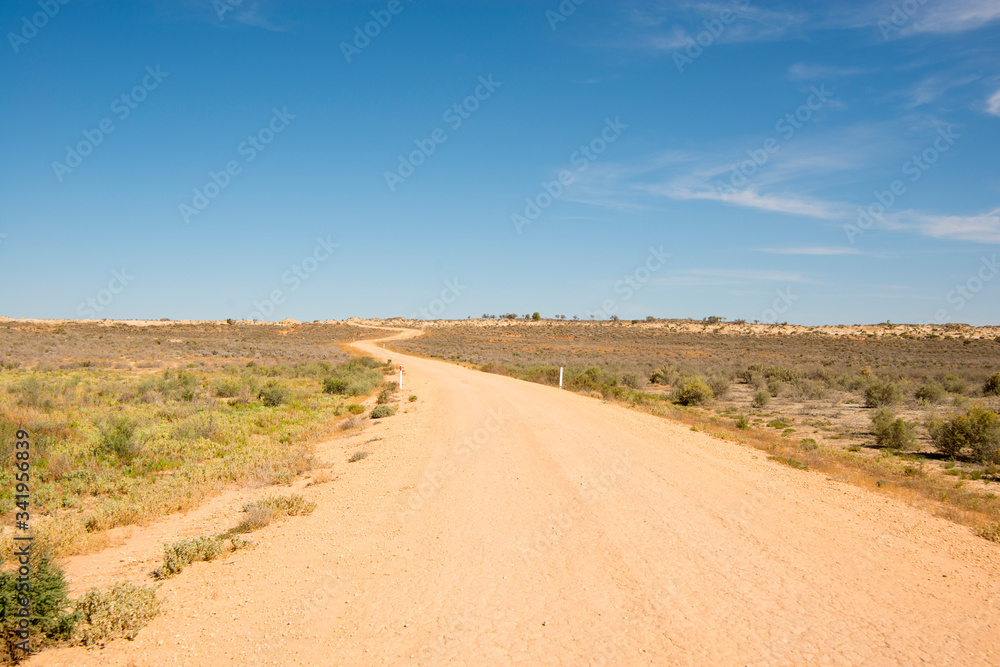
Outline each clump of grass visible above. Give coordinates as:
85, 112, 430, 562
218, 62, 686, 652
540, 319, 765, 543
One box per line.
346, 404, 365, 415
370, 404, 397, 419
96, 416, 145, 463
735, 414, 750, 429
977, 521, 1000, 543
751, 390, 770, 408
224, 494, 317, 537
915, 381, 946, 403
768, 455, 808, 470
928, 406, 1000, 463
864, 380, 900, 408
941, 374, 969, 394
0, 557, 76, 659
71, 582, 159, 646
708, 376, 731, 399
649, 364, 680, 386
872, 409, 916, 450
348, 451, 368, 463
243, 494, 316, 516
212, 377, 241, 398
984, 373, 1000, 397
376, 384, 395, 405
153, 537, 224, 580
322, 359, 383, 396
766, 419, 789, 429
673, 378, 713, 406
258, 380, 289, 407
408, 395, 417, 402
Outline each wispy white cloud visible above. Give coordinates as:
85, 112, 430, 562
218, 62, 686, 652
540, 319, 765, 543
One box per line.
904, 74, 980, 108
889, 208, 1000, 243
627, 1, 809, 50
648, 182, 843, 219
231, 1, 290, 32
903, 0, 1000, 35
987, 89, 1000, 116
757, 246, 863, 256
787, 63, 870, 80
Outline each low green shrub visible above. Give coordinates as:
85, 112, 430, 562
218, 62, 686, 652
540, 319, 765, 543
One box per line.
0, 557, 76, 659
915, 382, 946, 403
674, 378, 713, 406
153, 537, 224, 580
984, 373, 1000, 396
751, 390, 771, 408
929, 406, 1000, 463
370, 405, 397, 419
258, 380, 289, 407
864, 380, 900, 408
72, 582, 159, 646
872, 409, 916, 450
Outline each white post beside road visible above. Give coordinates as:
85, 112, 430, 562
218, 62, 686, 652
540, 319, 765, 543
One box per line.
559, 367, 564, 389
399, 365, 403, 390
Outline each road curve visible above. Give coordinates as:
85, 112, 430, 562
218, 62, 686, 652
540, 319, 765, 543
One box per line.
31, 327, 1000, 666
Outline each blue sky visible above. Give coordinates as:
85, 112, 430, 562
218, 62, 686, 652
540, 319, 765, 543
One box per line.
2, 0, 999, 325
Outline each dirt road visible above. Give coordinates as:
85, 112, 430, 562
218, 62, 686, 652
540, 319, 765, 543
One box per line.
33, 328, 1000, 665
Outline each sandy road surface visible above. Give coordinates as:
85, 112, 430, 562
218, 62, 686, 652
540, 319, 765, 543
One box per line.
32, 328, 1000, 665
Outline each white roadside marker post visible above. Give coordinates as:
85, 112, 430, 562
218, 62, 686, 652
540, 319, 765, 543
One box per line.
559, 367, 564, 389
399, 365, 403, 390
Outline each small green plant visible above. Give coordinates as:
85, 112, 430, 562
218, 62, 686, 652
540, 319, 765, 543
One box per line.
370, 404, 397, 419
735, 414, 750, 429
864, 380, 900, 408
97, 416, 145, 463
0, 557, 76, 659
872, 409, 916, 450
72, 582, 159, 646
751, 390, 771, 408
708, 376, 731, 399
258, 380, 289, 407
799, 438, 817, 451
915, 382, 946, 403
213, 377, 241, 398
928, 406, 1000, 463
346, 404, 365, 415
243, 494, 316, 516
674, 378, 713, 406
153, 537, 224, 580
768, 456, 807, 470
978, 521, 1000, 543
766, 419, 789, 429
941, 374, 969, 394
376, 386, 395, 405
408, 395, 417, 402
348, 451, 368, 463
984, 373, 1000, 396
648, 365, 679, 386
